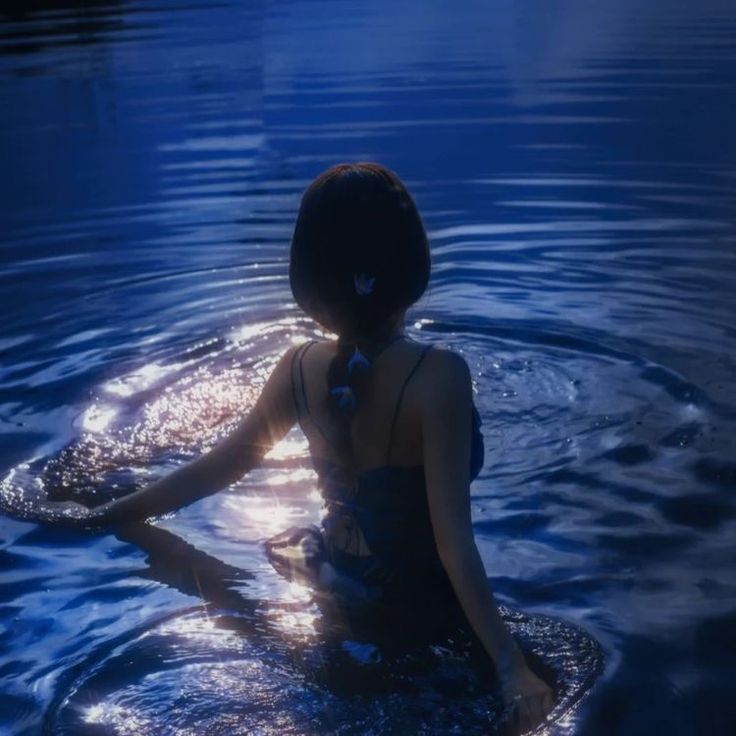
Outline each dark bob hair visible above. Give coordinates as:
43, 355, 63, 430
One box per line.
289, 162, 430, 339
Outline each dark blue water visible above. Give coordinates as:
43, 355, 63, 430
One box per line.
1, 1, 736, 734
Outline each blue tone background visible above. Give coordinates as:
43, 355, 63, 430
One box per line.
1, 1, 735, 734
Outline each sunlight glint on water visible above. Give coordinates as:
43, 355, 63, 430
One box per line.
1, 1, 735, 734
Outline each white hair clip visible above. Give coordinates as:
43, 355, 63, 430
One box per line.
353, 272, 376, 296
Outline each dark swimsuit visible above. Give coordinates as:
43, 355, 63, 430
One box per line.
265, 339, 486, 643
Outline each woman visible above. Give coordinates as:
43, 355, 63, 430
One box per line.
60, 162, 555, 733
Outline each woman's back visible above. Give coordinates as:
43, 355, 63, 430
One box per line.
290, 336, 483, 477
266, 335, 485, 631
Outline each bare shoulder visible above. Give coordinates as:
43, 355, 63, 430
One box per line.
420, 342, 472, 383
274, 342, 303, 372
301, 338, 335, 360
280, 339, 327, 363
255, 343, 301, 403
414, 342, 472, 402
280, 338, 340, 382
415, 344, 475, 479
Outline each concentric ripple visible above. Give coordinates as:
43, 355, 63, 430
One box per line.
2, 1, 736, 735
49, 606, 602, 736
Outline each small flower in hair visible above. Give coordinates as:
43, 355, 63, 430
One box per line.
330, 385, 357, 411
348, 347, 371, 374
353, 272, 376, 296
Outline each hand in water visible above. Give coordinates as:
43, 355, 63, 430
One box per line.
499, 661, 555, 734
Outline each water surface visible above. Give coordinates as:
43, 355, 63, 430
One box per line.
1, 1, 736, 734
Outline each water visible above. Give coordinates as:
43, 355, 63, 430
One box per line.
1, 1, 735, 734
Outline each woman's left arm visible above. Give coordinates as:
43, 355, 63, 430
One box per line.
82, 344, 300, 526
420, 348, 555, 733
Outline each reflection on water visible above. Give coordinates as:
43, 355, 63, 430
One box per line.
1, 0, 736, 734
45, 522, 600, 736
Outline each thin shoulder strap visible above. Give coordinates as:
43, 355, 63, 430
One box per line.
290, 340, 315, 424
386, 343, 433, 465
293, 339, 334, 446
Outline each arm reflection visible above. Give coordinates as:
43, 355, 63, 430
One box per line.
114, 521, 257, 614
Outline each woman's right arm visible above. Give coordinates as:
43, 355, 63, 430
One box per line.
420, 347, 555, 733
52, 344, 301, 528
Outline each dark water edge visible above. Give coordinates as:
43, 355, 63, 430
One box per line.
1, 1, 736, 734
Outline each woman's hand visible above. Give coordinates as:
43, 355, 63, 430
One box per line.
499, 660, 556, 734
